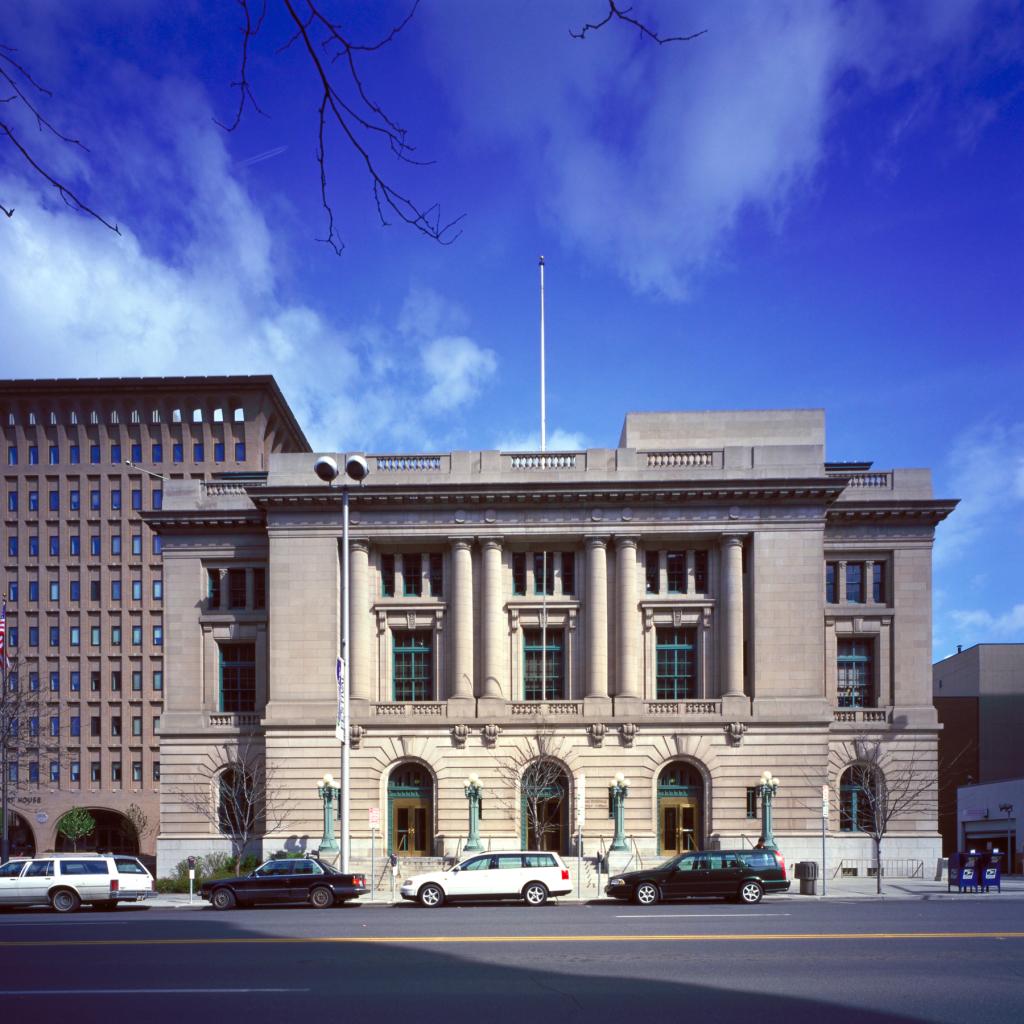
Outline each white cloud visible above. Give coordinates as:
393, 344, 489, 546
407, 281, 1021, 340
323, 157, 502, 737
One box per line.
0, 84, 497, 453
426, 0, 1003, 299
495, 428, 589, 453
950, 604, 1024, 638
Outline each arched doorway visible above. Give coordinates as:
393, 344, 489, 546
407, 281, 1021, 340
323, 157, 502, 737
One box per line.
54, 809, 140, 855
657, 762, 704, 856
521, 760, 570, 854
5, 811, 37, 857
388, 764, 433, 857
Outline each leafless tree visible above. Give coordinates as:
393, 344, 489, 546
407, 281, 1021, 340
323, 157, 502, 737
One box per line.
498, 731, 571, 852
833, 737, 938, 895
1, 655, 62, 861
122, 802, 152, 851
570, 2, 706, 44
174, 734, 291, 875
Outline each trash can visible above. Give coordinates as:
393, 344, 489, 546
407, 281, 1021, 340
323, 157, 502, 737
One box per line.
795, 860, 819, 895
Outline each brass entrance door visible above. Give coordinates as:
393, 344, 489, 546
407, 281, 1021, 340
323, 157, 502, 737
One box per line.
392, 799, 431, 857
526, 797, 565, 852
659, 799, 699, 856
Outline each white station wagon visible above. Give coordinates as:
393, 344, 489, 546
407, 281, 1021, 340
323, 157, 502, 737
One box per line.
0, 854, 124, 912
400, 850, 572, 907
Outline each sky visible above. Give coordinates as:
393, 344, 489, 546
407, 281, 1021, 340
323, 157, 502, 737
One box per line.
1, 0, 1022, 659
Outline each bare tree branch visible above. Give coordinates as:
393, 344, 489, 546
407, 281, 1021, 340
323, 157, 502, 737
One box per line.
0, 44, 120, 233
215, 0, 269, 132
497, 731, 570, 851
570, 2, 706, 44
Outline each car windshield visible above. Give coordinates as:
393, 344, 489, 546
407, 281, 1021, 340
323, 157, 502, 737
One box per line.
654, 856, 682, 871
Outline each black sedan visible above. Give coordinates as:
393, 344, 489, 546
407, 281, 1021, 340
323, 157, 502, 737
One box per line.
200, 857, 367, 910
605, 849, 790, 905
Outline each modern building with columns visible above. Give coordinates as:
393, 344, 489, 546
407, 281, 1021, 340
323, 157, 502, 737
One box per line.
152, 407, 956, 877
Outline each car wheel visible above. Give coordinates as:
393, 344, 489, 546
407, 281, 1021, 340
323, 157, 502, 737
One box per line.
739, 880, 764, 905
94, 901, 118, 912
51, 889, 81, 914
634, 882, 660, 906
309, 886, 334, 909
418, 883, 445, 908
211, 888, 237, 911
523, 882, 548, 907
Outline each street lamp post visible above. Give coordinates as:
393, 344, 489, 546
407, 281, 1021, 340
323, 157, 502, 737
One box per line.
313, 453, 370, 873
317, 773, 340, 854
758, 771, 780, 849
464, 774, 484, 853
609, 772, 629, 852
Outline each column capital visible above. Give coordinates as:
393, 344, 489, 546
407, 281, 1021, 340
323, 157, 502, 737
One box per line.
721, 534, 746, 548
478, 535, 504, 550
586, 535, 609, 550
451, 538, 473, 552
614, 535, 639, 550
350, 538, 370, 554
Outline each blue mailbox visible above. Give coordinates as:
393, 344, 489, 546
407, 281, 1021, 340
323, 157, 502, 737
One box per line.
948, 851, 981, 893
979, 853, 1002, 893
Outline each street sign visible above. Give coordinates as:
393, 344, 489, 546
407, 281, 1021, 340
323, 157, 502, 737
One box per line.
335, 657, 347, 742
575, 774, 586, 828
369, 806, 380, 830
822, 784, 829, 819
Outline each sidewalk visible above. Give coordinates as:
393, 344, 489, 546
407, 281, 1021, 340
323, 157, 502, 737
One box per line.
148, 875, 1024, 909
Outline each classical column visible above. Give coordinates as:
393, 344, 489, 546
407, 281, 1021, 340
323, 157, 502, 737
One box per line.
616, 537, 639, 698
451, 539, 474, 700
586, 536, 608, 699
349, 541, 371, 701
722, 535, 745, 697
480, 537, 504, 698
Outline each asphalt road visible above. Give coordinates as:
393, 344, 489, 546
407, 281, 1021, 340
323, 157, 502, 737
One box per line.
2, 898, 1022, 1024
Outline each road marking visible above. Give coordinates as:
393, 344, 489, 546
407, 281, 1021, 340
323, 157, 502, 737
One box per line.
0, 988, 309, 995
0, 931, 1022, 948
615, 913, 792, 919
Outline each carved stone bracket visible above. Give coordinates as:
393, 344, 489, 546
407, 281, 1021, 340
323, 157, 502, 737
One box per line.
509, 608, 520, 634
724, 722, 747, 747
618, 722, 638, 748
587, 723, 608, 748
481, 723, 502, 747
643, 607, 654, 632
450, 723, 470, 749
672, 607, 685, 628
349, 724, 365, 749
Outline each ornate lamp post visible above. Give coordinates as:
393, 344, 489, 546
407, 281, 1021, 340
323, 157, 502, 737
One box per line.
609, 772, 629, 852
317, 773, 340, 854
464, 773, 484, 853
758, 771, 780, 849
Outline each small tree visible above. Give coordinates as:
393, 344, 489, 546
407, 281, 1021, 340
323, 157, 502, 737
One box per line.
175, 735, 290, 875
57, 807, 97, 852
499, 732, 570, 852
122, 803, 151, 852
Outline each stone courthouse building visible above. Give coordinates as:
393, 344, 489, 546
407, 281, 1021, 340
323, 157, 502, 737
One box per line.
152, 403, 956, 877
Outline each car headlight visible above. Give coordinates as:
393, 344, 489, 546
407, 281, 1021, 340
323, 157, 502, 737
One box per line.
608, 877, 626, 887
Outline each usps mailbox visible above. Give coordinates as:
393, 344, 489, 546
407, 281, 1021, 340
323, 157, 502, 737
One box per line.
948, 851, 981, 893
979, 853, 1002, 893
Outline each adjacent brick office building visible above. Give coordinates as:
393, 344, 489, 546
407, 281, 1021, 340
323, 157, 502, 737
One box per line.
149, 404, 957, 877
0, 377, 309, 856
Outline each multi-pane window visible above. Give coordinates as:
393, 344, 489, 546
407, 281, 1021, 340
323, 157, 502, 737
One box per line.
49, 489, 59, 511
111, 671, 121, 692
194, 442, 204, 463
29, 490, 39, 512
153, 624, 163, 646
561, 553, 575, 596
48, 625, 59, 646
28, 445, 38, 464
111, 579, 122, 601
252, 569, 264, 609
111, 716, 122, 736
235, 442, 246, 462
153, 762, 161, 782
392, 631, 433, 701
51, 762, 60, 783
49, 580, 59, 601
645, 551, 660, 594
48, 535, 59, 557
655, 627, 696, 699
220, 643, 257, 712
872, 562, 886, 604
132, 579, 142, 600
90, 488, 100, 510
533, 553, 555, 595
132, 534, 142, 556
846, 562, 864, 603
693, 551, 708, 592
152, 488, 162, 510
90, 671, 100, 692
228, 569, 246, 608
70, 535, 80, 555
380, 554, 395, 597
69, 490, 80, 511
208, 569, 221, 608
90, 536, 100, 557
825, 563, 837, 604
111, 489, 121, 511
70, 444, 80, 464
91, 761, 102, 783
173, 442, 183, 463
111, 443, 122, 464
6, 492, 15, 513
666, 552, 687, 593
746, 787, 759, 819
29, 626, 39, 647
132, 624, 142, 645
70, 626, 80, 647
512, 553, 527, 596
132, 670, 142, 692
523, 627, 564, 701
214, 441, 225, 462
90, 716, 101, 737
90, 626, 100, 646
153, 534, 162, 555
131, 443, 142, 463
132, 716, 142, 737
403, 554, 423, 597
153, 670, 163, 692
49, 671, 59, 691
428, 554, 443, 598
111, 762, 122, 783
152, 443, 163, 463
132, 762, 143, 783
131, 489, 142, 510
90, 444, 100, 464
48, 445, 58, 465
840, 765, 879, 832
837, 639, 874, 708
111, 535, 121, 556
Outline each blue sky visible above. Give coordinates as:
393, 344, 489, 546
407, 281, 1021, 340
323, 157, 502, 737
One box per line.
1, 0, 1022, 658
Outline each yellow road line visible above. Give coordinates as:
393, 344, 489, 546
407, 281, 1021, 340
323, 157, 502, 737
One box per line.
0, 931, 1022, 948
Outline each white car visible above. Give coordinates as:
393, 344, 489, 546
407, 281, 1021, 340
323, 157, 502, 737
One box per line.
110, 855, 156, 902
0, 854, 122, 913
400, 851, 572, 907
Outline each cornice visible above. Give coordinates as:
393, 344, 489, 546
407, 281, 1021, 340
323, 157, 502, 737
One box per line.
826, 499, 958, 526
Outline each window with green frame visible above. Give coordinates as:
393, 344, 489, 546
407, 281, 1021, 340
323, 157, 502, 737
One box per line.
655, 626, 696, 699
840, 765, 879, 832
523, 628, 564, 701
837, 638, 873, 708
393, 630, 433, 701
219, 642, 256, 712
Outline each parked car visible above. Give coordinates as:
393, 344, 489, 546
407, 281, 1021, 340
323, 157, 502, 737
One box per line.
0, 854, 122, 913
606, 848, 789, 905
199, 857, 367, 910
110, 855, 156, 902
400, 851, 573, 907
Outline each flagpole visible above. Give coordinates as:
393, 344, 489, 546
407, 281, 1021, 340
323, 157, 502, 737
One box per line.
1, 600, 9, 864
341, 486, 351, 873
539, 255, 546, 453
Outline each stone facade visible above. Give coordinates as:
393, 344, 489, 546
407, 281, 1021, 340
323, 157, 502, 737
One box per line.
0, 376, 309, 857
151, 408, 956, 879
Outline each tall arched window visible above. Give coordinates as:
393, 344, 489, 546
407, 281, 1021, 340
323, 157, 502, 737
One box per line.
840, 765, 881, 833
